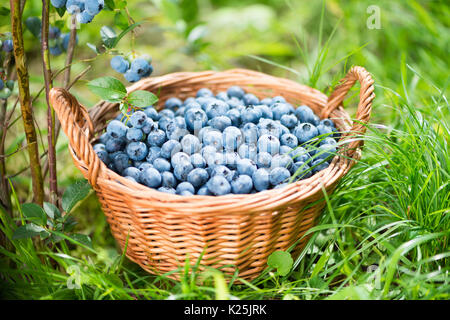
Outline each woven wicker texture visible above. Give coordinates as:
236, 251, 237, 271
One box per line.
49, 67, 374, 281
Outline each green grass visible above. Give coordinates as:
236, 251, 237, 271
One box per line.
0, 0, 449, 300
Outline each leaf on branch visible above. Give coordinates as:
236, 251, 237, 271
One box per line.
43, 202, 61, 220
21, 203, 47, 226
100, 26, 118, 48
127, 90, 158, 108
87, 76, 127, 102
62, 179, 92, 213
12, 223, 46, 240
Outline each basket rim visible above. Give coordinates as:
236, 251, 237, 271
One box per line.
69, 68, 361, 204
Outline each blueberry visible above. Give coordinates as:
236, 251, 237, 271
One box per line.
144, 107, 160, 121
130, 58, 151, 76
209, 116, 232, 131
270, 96, 286, 105
185, 108, 208, 132
223, 152, 240, 170
223, 126, 243, 151
290, 161, 312, 180
171, 152, 190, 168
226, 109, 242, 127
165, 97, 183, 110
93, 143, 106, 152
61, 33, 78, 51
147, 129, 167, 147
206, 152, 225, 168
124, 176, 137, 183
280, 133, 298, 148
180, 134, 201, 155
260, 98, 273, 105
257, 134, 280, 155
169, 128, 189, 142
197, 186, 212, 195
252, 169, 270, 191
314, 143, 336, 161
153, 158, 171, 173
146, 146, 162, 163
202, 130, 223, 151
160, 139, 182, 159
50, 0, 67, 8
174, 116, 187, 129
255, 104, 273, 119
271, 103, 291, 120
280, 145, 293, 155
280, 114, 298, 129
184, 97, 196, 105
107, 120, 128, 139
141, 118, 157, 134
205, 100, 229, 119
173, 161, 194, 181
290, 146, 310, 163
311, 159, 329, 173
85, 0, 104, 15
257, 119, 281, 138
269, 167, 291, 186
98, 133, 111, 145
124, 69, 140, 83
110, 56, 130, 73
184, 101, 202, 112
316, 123, 334, 137
187, 168, 209, 188
206, 175, 231, 196
319, 137, 337, 147
123, 167, 141, 181
243, 93, 259, 106
236, 158, 257, 176
66, 0, 84, 14
227, 97, 243, 109
237, 143, 257, 161
256, 152, 272, 168
95, 149, 110, 165
165, 119, 182, 140
49, 26, 61, 39
179, 190, 194, 196
49, 46, 62, 56
196, 88, 214, 98
77, 10, 95, 24
129, 111, 147, 128
140, 167, 162, 188
126, 141, 148, 161
158, 187, 176, 194
241, 105, 262, 124
196, 97, 215, 110
216, 91, 229, 101
127, 128, 144, 142
175, 107, 186, 117
211, 165, 235, 183
138, 162, 154, 172
104, 137, 125, 153
241, 123, 258, 144
227, 86, 245, 99
160, 109, 175, 119
200, 145, 217, 162
190, 153, 206, 168
271, 154, 293, 170
293, 123, 319, 144
294, 105, 317, 124
113, 153, 132, 174
176, 182, 195, 195
320, 118, 335, 128
161, 171, 177, 188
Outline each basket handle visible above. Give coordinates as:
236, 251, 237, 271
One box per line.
322, 66, 375, 156
49, 88, 101, 187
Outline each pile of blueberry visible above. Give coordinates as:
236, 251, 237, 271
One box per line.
51, 0, 104, 24
49, 27, 79, 56
93, 86, 339, 196
110, 55, 153, 83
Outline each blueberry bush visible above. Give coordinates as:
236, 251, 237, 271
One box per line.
0, 0, 448, 300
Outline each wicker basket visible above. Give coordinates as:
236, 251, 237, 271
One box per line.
49, 66, 374, 281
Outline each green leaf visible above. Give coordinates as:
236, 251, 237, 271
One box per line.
21, 203, 47, 226
43, 202, 61, 220
0, 7, 10, 16
127, 90, 158, 108
25, 17, 42, 39
114, 11, 129, 30
112, 21, 143, 48
104, 0, 116, 11
100, 26, 117, 48
12, 223, 46, 240
70, 234, 93, 249
86, 42, 99, 54
62, 180, 92, 213
267, 250, 293, 276
87, 76, 127, 102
